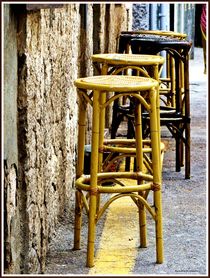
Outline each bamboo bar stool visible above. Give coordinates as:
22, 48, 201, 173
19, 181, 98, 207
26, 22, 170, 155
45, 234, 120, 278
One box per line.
130, 37, 192, 179
118, 30, 187, 108
118, 31, 192, 179
73, 75, 163, 267
92, 53, 165, 171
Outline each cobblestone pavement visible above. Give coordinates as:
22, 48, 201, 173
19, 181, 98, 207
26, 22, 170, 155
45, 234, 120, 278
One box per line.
45, 47, 207, 276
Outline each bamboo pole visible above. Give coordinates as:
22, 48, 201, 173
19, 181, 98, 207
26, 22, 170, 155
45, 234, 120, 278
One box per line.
86, 90, 100, 267
98, 64, 108, 171
134, 97, 147, 248
149, 88, 163, 263
153, 65, 162, 181
97, 64, 108, 212
170, 56, 176, 107
74, 91, 87, 250
76, 93, 87, 178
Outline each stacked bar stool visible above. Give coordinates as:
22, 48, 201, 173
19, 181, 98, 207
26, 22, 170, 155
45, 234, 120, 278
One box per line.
118, 30, 187, 54
118, 30, 192, 179
119, 30, 187, 108
92, 53, 165, 171
130, 36, 192, 179
73, 75, 163, 267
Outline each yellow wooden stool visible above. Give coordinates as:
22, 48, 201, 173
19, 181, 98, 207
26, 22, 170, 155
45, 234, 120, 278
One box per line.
73, 75, 163, 267
92, 53, 164, 124
92, 53, 165, 171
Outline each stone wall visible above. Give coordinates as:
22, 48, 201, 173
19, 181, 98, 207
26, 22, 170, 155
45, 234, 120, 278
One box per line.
4, 3, 129, 274
23, 6, 80, 273
4, 4, 20, 274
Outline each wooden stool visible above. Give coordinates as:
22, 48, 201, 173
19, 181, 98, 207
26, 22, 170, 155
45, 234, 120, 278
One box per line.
73, 75, 163, 267
118, 31, 192, 179
92, 53, 165, 170
118, 31, 187, 107
130, 37, 192, 179
119, 30, 187, 54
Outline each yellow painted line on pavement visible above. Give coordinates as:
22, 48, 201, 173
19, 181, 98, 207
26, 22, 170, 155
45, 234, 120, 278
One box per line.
89, 196, 139, 275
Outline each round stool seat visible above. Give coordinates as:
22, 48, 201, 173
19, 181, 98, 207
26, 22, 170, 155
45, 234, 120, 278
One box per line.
74, 75, 158, 92
121, 30, 187, 39
131, 37, 192, 53
92, 53, 165, 66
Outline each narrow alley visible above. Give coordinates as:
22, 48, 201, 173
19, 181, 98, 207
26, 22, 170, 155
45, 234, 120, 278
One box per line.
45, 47, 207, 276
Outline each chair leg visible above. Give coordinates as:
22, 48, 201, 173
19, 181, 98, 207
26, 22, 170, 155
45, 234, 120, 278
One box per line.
86, 89, 100, 267
154, 190, 164, 263
86, 194, 97, 267
184, 56, 191, 179
134, 99, 147, 247
139, 200, 147, 248
73, 190, 83, 250
149, 87, 163, 263
185, 122, 191, 179
125, 117, 134, 171
74, 92, 87, 250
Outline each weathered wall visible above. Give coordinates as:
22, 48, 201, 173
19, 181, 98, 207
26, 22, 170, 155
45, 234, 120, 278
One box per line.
21, 5, 80, 273
4, 4, 80, 274
3, 4, 21, 274
4, 3, 129, 274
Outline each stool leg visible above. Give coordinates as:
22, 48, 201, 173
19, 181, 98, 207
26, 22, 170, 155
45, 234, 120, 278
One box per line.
98, 91, 106, 172
74, 93, 87, 250
87, 90, 100, 267
175, 57, 181, 172
150, 89, 163, 263
73, 190, 83, 250
87, 194, 97, 267
99, 63, 108, 211
134, 98, 147, 248
154, 65, 161, 163
96, 91, 106, 212
184, 55, 190, 179
185, 124, 190, 179
180, 59, 185, 168
154, 190, 163, 263
171, 56, 176, 108
125, 117, 133, 171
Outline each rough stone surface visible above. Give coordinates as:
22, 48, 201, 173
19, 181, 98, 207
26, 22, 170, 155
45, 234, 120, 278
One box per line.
3, 4, 18, 166
4, 164, 20, 274
23, 5, 80, 273
3, 5, 20, 274
4, 3, 129, 274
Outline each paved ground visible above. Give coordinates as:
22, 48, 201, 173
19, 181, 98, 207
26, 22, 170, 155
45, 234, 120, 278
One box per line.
45, 47, 207, 276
